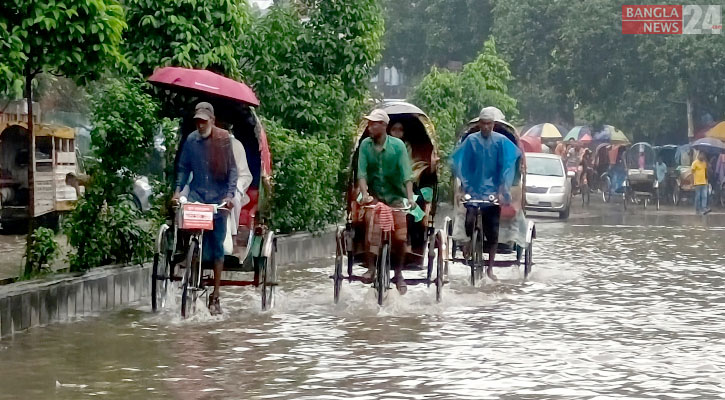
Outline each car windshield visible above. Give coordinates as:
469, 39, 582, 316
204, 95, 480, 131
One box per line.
527, 157, 564, 177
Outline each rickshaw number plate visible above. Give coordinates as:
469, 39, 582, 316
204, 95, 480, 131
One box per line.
181, 204, 215, 230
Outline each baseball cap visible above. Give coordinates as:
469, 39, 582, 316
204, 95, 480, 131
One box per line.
194, 102, 214, 121
363, 109, 390, 124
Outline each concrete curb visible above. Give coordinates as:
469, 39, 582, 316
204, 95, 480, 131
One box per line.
0, 227, 338, 340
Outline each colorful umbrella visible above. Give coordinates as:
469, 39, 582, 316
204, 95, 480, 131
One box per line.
592, 125, 630, 144
692, 137, 725, 154
563, 125, 592, 141
704, 121, 725, 141
148, 66, 260, 106
523, 123, 563, 139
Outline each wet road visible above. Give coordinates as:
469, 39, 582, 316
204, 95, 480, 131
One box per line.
1, 204, 725, 399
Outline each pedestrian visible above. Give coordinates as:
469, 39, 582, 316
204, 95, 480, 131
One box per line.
655, 155, 667, 200
691, 151, 710, 215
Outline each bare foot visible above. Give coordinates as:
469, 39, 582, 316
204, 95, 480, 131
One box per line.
394, 275, 408, 295
361, 268, 375, 284
486, 267, 498, 281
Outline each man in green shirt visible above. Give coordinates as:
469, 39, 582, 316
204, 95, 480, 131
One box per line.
358, 109, 415, 294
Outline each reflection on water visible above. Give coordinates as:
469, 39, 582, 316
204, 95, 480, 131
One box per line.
1, 215, 724, 399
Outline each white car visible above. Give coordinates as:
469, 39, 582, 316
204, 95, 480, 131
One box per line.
524, 153, 573, 219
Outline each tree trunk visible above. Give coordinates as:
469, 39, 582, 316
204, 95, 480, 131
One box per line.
686, 96, 694, 142
24, 69, 35, 277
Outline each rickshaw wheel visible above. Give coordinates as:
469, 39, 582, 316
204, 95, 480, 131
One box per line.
673, 186, 680, 205
181, 238, 199, 319
435, 234, 444, 303
643, 197, 648, 209
426, 231, 435, 287
470, 229, 482, 286
601, 177, 611, 203
260, 250, 276, 311
376, 243, 390, 306
524, 241, 533, 278
152, 225, 171, 312
333, 254, 343, 304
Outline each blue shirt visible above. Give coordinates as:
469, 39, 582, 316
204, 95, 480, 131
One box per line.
176, 129, 237, 204
450, 131, 521, 200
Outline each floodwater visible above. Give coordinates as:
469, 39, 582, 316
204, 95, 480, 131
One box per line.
1, 205, 725, 399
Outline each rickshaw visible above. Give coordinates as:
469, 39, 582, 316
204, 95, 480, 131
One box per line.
148, 67, 277, 317
444, 119, 536, 284
331, 102, 445, 305
600, 144, 629, 209
625, 142, 659, 209
673, 144, 696, 205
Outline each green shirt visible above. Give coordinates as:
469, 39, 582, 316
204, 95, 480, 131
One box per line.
358, 135, 412, 205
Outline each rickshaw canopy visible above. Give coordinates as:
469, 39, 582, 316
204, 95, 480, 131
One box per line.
0, 121, 75, 139
625, 142, 656, 169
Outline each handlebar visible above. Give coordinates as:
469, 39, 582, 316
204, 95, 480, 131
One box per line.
362, 203, 411, 211
461, 194, 499, 206
173, 196, 230, 213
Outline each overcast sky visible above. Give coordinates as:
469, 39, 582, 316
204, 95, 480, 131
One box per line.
251, 0, 272, 9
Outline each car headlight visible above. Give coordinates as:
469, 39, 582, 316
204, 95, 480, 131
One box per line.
549, 186, 565, 194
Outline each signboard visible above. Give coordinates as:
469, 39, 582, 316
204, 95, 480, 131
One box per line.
622, 5, 721, 34
181, 204, 215, 230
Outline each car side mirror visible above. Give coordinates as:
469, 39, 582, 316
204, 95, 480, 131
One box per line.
567, 170, 576, 178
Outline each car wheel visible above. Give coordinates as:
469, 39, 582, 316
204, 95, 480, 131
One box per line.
559, 206, 570, 219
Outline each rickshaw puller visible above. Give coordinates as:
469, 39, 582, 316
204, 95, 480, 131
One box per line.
450, 107, 520, 281
173, 102, 238, 315
357, 109, 415, 294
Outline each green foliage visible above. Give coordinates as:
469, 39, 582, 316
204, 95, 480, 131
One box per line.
63, 78, 164, 271
24, 227, 59, 277
241, 1, 384, 230
264, 118, 341, 234
64, 189, 152, 271
381, 0, 494, 78
122, 0, 250, 78
0, 0, 126, 95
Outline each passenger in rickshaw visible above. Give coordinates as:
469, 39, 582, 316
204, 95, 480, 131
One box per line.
388, 120, 435, 250
173, 102, 238, 315
357, 109, 415, 294
450, 107, 520, 280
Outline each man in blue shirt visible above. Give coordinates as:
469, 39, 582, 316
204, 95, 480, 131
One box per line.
450, 107, 520, 280
174, 102, 237, 315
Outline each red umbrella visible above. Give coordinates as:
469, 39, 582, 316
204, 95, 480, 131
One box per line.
148, 67, 260, 106
520, 135, 542, 153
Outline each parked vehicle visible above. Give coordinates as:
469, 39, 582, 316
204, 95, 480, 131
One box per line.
0, 105, 78, 228
524, 152, 572, 219
625, 142, 659, 209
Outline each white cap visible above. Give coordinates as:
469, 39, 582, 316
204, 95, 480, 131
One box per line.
479, 106, 505, 122
364, 109, 390, 124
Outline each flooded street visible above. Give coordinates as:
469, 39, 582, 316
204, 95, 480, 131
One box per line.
1, 206, 725, 399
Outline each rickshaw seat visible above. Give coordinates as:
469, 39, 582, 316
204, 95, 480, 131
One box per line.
239, 188, 258, 227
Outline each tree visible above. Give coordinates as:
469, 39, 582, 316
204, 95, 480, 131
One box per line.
122, 0, 250, 79
381, 0, 494, 78
239, 0, 384, 232
1, 0, 125, 275
492, 0, 573, 124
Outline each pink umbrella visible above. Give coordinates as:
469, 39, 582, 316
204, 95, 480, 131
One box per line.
148, 67, 260, 106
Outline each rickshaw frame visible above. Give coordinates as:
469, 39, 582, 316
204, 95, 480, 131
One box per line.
331, 102, 446, 305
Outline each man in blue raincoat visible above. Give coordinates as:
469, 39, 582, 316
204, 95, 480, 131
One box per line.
450, 107, 521, 280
